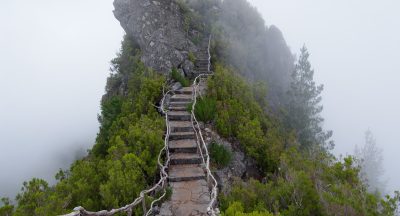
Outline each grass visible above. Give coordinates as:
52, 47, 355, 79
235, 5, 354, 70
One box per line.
193, 97, 216, 122
209, 141, 232, 168
171, 68, 189, 87
188, 51, 196, 63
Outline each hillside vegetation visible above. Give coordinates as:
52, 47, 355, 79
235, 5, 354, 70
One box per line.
199, 63, 399, 215
1, 0, 399, 215
0, 37, 167, 215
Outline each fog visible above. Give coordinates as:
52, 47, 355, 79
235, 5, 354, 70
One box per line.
1, 0, 399, 200
247, 0, 400, 194
0, 0, 123, 198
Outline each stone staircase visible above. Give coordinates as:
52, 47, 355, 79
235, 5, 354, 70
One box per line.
194, 41, 211, 75
158, 87, 211, 215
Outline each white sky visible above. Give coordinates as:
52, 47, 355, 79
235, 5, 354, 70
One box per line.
0, 0, 399, 199
248, 0, 400, 194
0, 0, 124, 198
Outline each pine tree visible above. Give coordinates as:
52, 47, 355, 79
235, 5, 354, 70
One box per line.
286, 45, 333, 150
355, 130, 386, 195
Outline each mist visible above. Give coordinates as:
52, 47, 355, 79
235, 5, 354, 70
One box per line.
1, 0, 399, 202
0, 0, 123, 198
247, 0, 400, 194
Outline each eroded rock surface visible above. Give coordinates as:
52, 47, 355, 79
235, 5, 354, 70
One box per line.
113, 0, 198, 74
203, 126, 261, 195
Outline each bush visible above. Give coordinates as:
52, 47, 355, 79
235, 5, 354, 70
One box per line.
194, 97, 216, 122
188, 51, 196, 63
209, 141, 232, 168
222, 202, 274, 216
171, 68, 189, 87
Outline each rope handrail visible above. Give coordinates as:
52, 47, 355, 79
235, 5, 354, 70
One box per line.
62, 88, 173, 216
190, 34, 218, 215
191, 74, 218, 215
63, 34, 216, 216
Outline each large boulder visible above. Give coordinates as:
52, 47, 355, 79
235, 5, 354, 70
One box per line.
113, 0, 198, 74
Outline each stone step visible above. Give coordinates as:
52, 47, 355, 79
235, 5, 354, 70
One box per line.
169, 131, 195, 140
168, 164, 205, 182
196, 59, 209, 63
170, 121, 193, 132
194, 71, 210, 74
170, 153, 202, 165
169, 101, 191, 108
168, 111, 191, 121
196, 68, 209, 72
196, 58, 209, 61
195, 63, 209, 67
168, 106, 188, 111
175, 87, 193, 95
196, 56, 209, 59
169, 139, 197, 153
170, 94, 192, 102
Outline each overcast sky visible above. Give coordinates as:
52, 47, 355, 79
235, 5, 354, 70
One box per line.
0, 0, 399, 199
0, 0, 123, 198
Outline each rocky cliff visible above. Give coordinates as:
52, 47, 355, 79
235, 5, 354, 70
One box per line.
113, 0, 198, 74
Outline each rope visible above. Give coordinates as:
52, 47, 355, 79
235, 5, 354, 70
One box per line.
61, 88, 173, 216
189, 35, 219, 215
62, 34, 217, 216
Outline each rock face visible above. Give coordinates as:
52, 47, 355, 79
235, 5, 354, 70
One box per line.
113, 0, 198, 74
203, 126, 261, 195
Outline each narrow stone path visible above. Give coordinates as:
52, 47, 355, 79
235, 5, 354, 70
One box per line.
157, 38, 215, 215
158, 86, 210, 216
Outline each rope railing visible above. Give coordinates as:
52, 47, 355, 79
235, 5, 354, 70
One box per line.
61, 88, 173, 216
62, 34, 216, 216
191, 74, 218, 215
189, 34, 218, 215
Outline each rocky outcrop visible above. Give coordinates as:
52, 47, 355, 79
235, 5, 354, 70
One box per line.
113, 0, 198, 74
202, 126, 262, 195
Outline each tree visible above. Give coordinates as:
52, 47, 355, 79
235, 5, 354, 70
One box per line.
14, 178, 50, 216
0, 197, 14, 216
286, 45, 333, 150
355, 130, 386, 194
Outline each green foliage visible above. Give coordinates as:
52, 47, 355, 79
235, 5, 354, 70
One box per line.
209, 141, 232, 168
208, 64, 284, 173
0, 197, 14, 216
188, 51, 196, 63
208, 63, 399, 216
171, 68, 189, 87
11, 36, 166, 214
221, 148, 400, 216
222, 202, 274, 216
194, 97, 216, 122
14, 178, 50, 216
285, 45, 333, 150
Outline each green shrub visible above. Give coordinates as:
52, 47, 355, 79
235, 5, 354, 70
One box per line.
222, 202, 274, 216
209, 141, 232, 168
171, 68, 189, 87
194, 97, 216, 122
188, 51, 196, 63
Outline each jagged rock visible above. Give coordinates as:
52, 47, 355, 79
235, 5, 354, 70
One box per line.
171, 82, 182, 91
113, 0, 198, 74
182, 59, 195, 77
